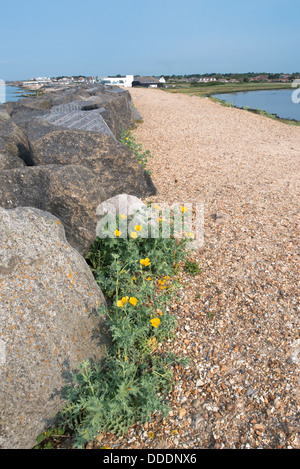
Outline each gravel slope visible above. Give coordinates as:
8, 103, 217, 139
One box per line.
93, 87, 300, 450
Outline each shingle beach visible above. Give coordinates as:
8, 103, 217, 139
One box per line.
92, 87, 300, 450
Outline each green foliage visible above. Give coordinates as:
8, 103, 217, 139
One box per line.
184, 259, 202, 276
119, 130, 153, 174
190, 80, 226, 87
34, 427, 65, 449
58, 211, 193, 448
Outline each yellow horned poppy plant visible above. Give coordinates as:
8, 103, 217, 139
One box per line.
151, 318, 160, 328
140, 258, 151, 267
129, 297, 138, 306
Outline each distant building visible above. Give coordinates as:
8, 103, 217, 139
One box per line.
250, 75, 270, 82
23, 77, 52, 86
132, 76, 164, 88
198, 77, 217, 83
278, 74, 291, 82
99, 75, 134, 87
98, 74, 166, 88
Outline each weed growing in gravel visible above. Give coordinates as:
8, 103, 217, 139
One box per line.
184, 259, 202, 276
119, 129, 153, 174
58, 212, 192, 448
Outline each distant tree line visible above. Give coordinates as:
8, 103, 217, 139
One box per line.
163, 72, 300, 82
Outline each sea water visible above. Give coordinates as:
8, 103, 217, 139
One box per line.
0, 84, 26, 104
214, 89, 300, 121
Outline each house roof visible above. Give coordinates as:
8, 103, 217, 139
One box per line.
134, 76, 160, 84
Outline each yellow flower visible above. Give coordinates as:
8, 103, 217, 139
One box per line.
140, 258, 151, 267
148, 432, 155, 439
146, 277, 152, 281
186, 232, 194, 238
151, 318, 160, 328
158, 279, 165, 285
148, 337, 157, 345
135, 225, 142, 232
181, 206, 188, 213
117, 296, 129, 307
129, 297, 138, 306
120, 214, 127, 219
114, 229, 121, 237
130, 232, 138, 239
153, 204, 160, 210
132, 276, 137, 281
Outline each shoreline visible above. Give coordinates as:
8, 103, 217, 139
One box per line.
209, 95, 300, 126
163, 82, 299, 126
164, 81, 292, 95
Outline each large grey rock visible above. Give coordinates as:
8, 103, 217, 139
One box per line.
0, 152, 26, 170
24, 119, 155, 193
42, 109, 113, 135
0, 120, 31, 166
129, 102, 143, 122
0, 206, 109, 449
0, 164, 106, 256
6, 85, 135, 139
0, 84, 156, 254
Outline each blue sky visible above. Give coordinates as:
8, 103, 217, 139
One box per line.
0, 0, 299, 80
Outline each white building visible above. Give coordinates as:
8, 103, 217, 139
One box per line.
198, 77, 217, 83
23, 77, 52, 86
99, 75, 134, 87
